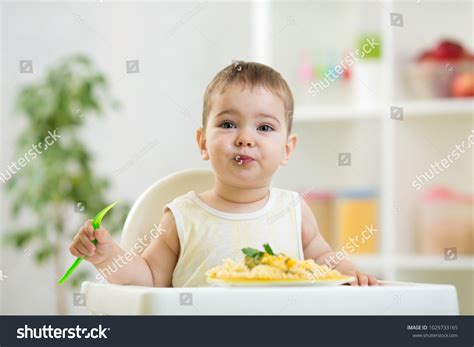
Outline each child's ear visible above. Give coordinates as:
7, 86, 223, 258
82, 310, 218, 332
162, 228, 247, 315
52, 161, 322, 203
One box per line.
196, 127, 209, 160
281, 133, 297, 165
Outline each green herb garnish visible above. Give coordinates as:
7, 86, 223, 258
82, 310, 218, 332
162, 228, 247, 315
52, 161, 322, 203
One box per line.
242, 244, 276, 270
263, 243, 274, 255
242, 247, 264, 258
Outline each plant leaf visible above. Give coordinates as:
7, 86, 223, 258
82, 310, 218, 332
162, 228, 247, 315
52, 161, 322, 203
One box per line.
263, 243, 274, 255
3, 229, 36, 248
242, 247, 263, 258
35, 245, 55, 264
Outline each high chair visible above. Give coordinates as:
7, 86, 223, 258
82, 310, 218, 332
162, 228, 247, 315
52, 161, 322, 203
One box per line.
80, 169, 459, 315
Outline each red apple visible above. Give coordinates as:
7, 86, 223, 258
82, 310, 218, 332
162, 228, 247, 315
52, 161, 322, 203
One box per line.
433, 40, 465, 61
452, 72, 474, 97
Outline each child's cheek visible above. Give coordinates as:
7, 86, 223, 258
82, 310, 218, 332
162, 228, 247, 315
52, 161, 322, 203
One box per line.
207, 139, 227, 161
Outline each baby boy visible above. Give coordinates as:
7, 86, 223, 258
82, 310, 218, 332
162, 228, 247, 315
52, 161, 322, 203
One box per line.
69, 61, 378, 287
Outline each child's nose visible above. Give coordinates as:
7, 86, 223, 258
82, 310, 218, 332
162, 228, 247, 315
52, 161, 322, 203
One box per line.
235, 129, 255, 147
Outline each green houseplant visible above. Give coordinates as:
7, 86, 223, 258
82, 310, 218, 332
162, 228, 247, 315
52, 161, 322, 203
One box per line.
3, 54, 130, 314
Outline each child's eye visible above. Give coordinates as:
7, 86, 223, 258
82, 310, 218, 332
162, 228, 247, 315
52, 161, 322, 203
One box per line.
257, 124, 274, 132
220, 121, 236, 129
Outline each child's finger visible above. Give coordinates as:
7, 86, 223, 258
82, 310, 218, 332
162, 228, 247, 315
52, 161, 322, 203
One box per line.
79, 226, 93, 241
75, 240, 90, 257
84, 219, 95, 240
368, 274, 378, 286
73, 232, 91, 255
358, 272, 369, 286
79, 233, 96, 254
94, 227, 111, 243
69, 244, 82, 258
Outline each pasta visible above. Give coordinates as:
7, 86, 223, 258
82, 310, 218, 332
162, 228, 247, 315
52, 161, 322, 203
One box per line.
206, 244, 347, 282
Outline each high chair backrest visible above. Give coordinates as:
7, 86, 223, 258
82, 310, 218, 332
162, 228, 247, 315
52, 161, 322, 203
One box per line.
119, 168, 215, 252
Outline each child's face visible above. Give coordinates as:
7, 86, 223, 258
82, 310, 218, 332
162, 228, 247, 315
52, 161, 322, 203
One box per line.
197, 83, 297, 188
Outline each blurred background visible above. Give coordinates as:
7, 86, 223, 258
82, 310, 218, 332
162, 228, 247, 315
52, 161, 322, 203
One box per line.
0, 0, 472, 315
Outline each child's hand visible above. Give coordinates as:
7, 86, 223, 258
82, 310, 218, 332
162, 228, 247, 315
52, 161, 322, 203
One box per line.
332, 259, 379, 286
69, 219, 114, 265
347, 270, 379, 286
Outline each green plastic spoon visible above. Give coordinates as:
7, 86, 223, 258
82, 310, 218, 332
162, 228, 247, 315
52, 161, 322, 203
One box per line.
58, 201, 119, 285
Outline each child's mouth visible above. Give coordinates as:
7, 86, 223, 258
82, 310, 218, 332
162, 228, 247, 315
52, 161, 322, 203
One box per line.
234, 155, 255, 165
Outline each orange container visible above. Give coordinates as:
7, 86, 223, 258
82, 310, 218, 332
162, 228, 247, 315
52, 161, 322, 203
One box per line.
417, 186, 473, 255
335, 190, 378, 254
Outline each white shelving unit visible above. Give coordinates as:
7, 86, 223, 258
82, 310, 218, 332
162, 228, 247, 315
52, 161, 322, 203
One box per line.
401, 99, 474, 118
252, 1, 473, 313
294, 99, 473, 122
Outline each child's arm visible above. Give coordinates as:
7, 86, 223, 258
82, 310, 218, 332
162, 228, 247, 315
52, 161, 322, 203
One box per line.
70, 210, 179, 287
300, 199, 378, 286
139, 209, 180, 287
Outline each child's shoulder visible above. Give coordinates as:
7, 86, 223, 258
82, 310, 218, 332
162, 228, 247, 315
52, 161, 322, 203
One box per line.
169, 190, 195, 201
161, 190, 196, 214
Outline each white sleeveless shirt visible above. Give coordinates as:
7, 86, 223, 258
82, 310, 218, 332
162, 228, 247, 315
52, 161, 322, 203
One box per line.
163, 187, 304, 287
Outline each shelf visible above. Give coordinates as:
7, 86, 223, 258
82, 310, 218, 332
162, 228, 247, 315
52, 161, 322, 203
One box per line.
400, 98, 474, 118
294, 104, 380, 122
395, 255, 474, 271
294, 98, 473, 122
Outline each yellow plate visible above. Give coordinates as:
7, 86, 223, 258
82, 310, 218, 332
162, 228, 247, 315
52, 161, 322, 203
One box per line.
207, 276, 355, 287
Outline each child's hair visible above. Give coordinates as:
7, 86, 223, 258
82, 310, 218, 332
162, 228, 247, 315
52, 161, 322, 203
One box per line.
202, 61, 294, 134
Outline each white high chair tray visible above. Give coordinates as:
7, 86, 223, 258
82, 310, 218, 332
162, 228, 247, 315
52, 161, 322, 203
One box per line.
81, 280, 459, 315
